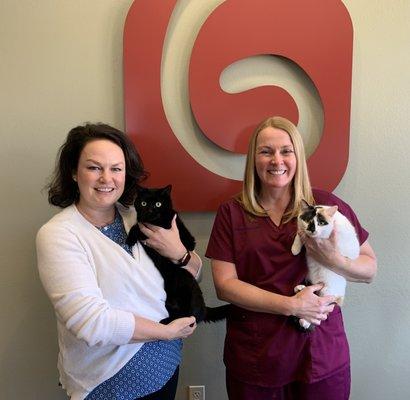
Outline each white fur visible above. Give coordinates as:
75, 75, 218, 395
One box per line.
291, 206, 360, 329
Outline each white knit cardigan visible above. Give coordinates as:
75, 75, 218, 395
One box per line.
36, 203, 169, 399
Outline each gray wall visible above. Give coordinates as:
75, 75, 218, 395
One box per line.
1, 1, 409, 399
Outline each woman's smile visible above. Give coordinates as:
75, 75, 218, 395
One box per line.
255, 127, 297, 191
74, 139, 126, 214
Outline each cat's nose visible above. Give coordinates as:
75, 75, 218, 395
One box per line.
307, 221, 315, 233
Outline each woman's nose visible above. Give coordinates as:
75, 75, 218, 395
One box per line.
99, 170, 111, 182
271, 151, 282, 163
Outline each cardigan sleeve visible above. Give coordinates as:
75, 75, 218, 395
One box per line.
36, 222, 135, 347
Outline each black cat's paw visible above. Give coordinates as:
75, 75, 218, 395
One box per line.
125, 233, 133, 246
289, 316, 315, 332
126, 225, 146, 246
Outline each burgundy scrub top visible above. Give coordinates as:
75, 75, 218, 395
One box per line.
205, 189, 369, 388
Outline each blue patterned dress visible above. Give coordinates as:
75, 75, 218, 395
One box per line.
85, 210, 182, 399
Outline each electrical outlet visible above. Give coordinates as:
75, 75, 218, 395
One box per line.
188, 385, 205, 400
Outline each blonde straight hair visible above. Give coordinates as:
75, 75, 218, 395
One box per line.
237, 116, 314, 223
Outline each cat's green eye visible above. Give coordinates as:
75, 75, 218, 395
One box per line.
141, 201, 147, 206
155, 202, 162, 207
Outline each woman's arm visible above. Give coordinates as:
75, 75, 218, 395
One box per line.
132, 315, 196, 342
212, 259, 335, 326
138, 215, 202, 279
302, 227, 377, 283
37, 223, 198, 346
182, 251, 202, 280
37, 225, 136, 347
330, 240, 377, 283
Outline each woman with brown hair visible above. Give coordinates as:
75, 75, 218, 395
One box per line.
37, 123, 201, 400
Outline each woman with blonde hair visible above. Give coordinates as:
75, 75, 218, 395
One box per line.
206, 116, 377, 400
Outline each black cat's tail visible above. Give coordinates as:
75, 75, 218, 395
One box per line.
203, 305, 230, 323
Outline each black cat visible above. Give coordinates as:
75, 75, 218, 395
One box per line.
126, 185, 229, 324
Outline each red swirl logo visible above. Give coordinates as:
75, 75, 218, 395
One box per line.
124, 0, 353, 211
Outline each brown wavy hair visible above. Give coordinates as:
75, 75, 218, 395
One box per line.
47, 123, 148, 208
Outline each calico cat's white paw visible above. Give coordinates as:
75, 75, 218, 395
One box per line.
291, 234, 303, 255
294, 284, 306, 293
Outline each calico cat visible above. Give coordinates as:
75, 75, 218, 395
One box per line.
126, 185, 229, 324
291, 200, 360, 330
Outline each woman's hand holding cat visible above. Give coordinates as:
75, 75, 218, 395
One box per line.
292, 284, 336, 326
165, 316, 197, 339
138, 215, 186, 261
132, 315, 197, 342
299, 225, 346, 270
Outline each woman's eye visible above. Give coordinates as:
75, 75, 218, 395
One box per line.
87, 166, 100, 170
282, 149, 294, 155
155, 202, 162, 207
112, 167, 123, 172
141, 201, 147, 206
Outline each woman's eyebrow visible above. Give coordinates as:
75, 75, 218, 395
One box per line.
85, 159, 125, 166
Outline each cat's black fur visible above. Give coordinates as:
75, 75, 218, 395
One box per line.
126, 185, 229, 324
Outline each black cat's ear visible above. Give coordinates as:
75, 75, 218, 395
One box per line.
134, 186, 141, 201
135, 186, 148, 200
136, 186, 146, 196
162, 185, 172, 195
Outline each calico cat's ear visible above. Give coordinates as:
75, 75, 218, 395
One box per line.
325, 205, 338, 218
162, 185, 172, 195
300, 199, 312, 211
